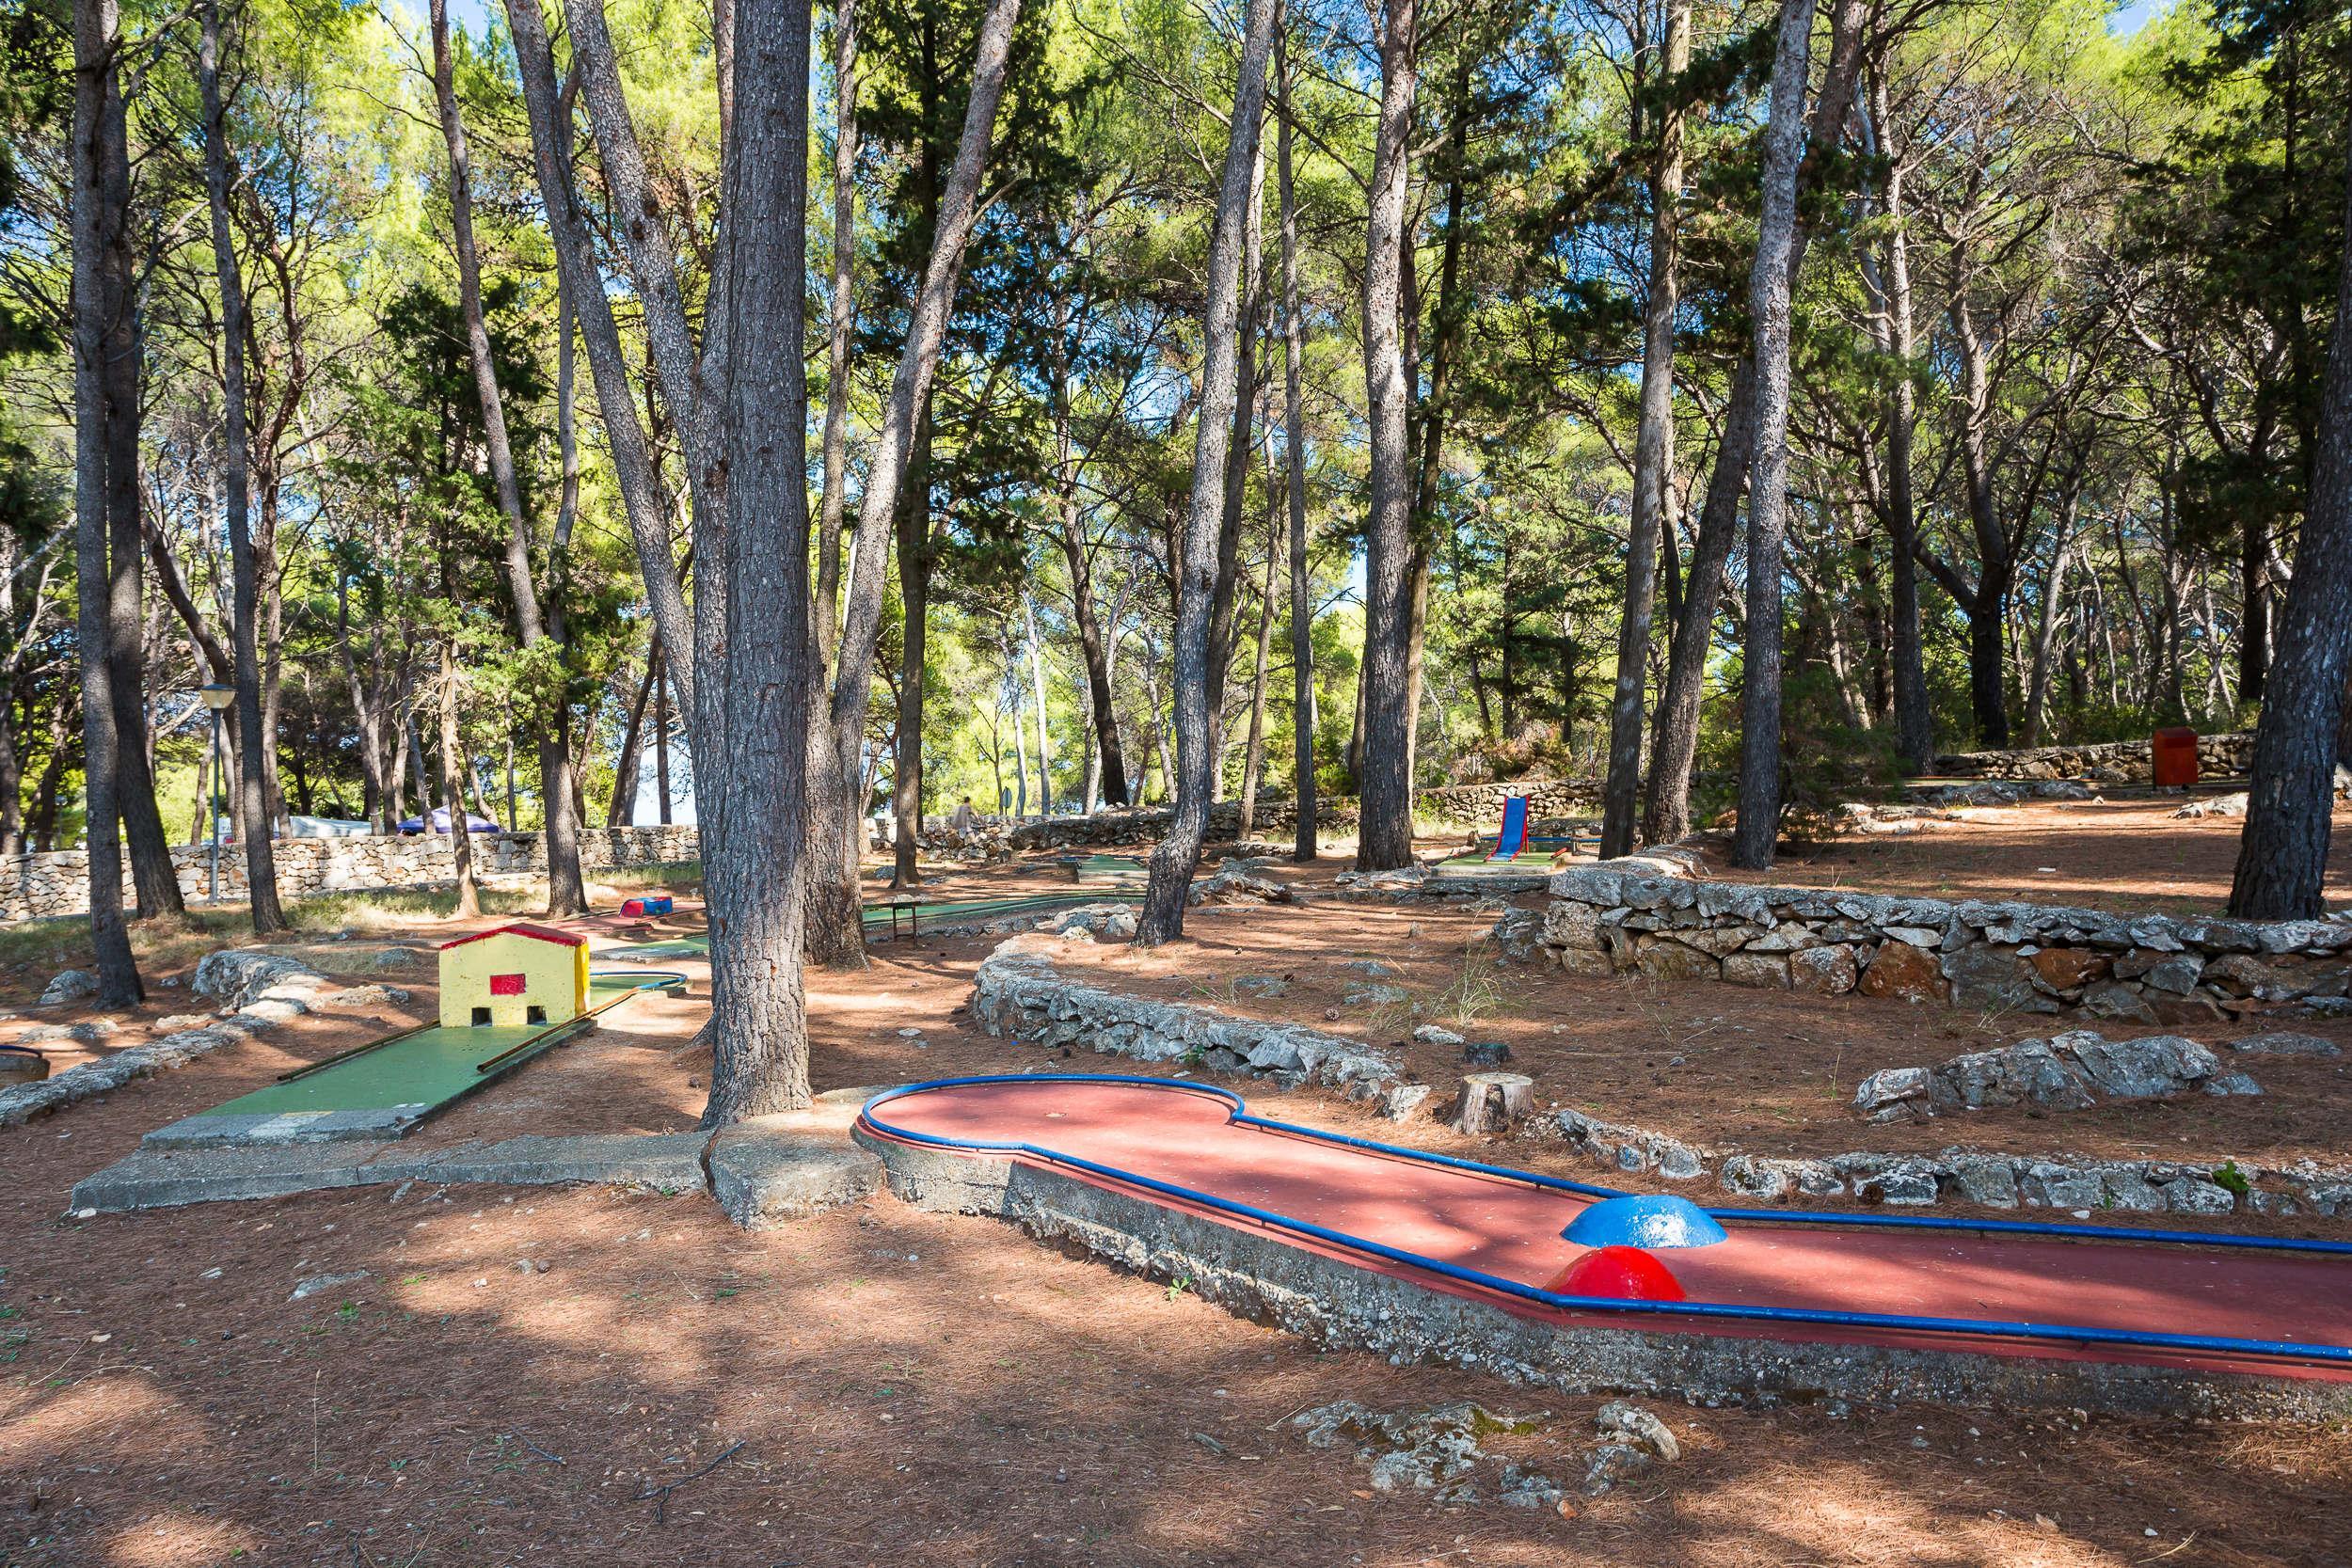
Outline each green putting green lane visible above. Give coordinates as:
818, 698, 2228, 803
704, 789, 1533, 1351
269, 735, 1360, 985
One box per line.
199, 976, 653, 1117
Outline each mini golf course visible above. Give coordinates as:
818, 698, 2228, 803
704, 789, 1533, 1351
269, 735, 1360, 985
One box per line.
855, 1075, 2352, 1417
144, 971, 687, 1148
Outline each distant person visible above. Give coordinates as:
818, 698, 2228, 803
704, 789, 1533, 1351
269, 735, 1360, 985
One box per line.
950, 796, 976, 834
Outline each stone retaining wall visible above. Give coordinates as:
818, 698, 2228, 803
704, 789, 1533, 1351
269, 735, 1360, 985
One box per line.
1548, 1101, 2352, 1220
4, 824, 702, 921
970, 931, 1402, 1091
1494, 863, 2352, 1024
965, 923, 2351, 1222
1932, 733, 2254, 782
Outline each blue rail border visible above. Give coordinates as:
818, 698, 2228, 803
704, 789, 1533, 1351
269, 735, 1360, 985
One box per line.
857, 1073, 2352, 1370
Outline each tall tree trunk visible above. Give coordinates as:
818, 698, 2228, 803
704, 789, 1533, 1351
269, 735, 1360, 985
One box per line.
1353, 0, 1420, 872
1600, 0, 1690, 860
505, 0, 696, 706
1205, 141, 1267, 743
70, 0, 140, 1002
609, 644, 656, 827
200, 0, 286, 933
2021, 484, 2080, 747
809, 0, 1023, 965
1278, 23, 1315, 861
438, 641, 480, 918
431, 0, 584, 915
655, 665, 673, 825
817, 0, 858, 677
891, 417, 931, 888
1237, 515, 1279, 840
702, 0, 816, 1120
1866, 68, 1933, 773
1950, 290, 2013, 749
1643, 0, 1865, 841
2231, 134, 2352, 921
1053, 290, 1130, 805
1136, 0, 1279, 942
97, 30, 178, 919
1025, 596, 1053, 813
1728, 0, 1818, 872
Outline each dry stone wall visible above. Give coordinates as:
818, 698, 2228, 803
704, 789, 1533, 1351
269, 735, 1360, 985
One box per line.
1493, 863, 2352, 1023
971, 931, 1403, 1092
1, 824, 702, 922
1932, 732, 2255, 782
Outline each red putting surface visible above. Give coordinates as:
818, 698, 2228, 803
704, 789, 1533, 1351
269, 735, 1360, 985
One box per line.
865, 1077, 2352, 1382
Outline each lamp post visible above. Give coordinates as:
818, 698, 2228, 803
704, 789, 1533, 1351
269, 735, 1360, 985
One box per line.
199, 683, 234, 904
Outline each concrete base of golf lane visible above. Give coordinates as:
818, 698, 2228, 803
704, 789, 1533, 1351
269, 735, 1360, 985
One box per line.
850, 1125, 2352, 1423
69, 1085, 893, 1225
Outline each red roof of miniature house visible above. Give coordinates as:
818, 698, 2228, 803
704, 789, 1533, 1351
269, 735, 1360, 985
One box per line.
437, 922, 586, 952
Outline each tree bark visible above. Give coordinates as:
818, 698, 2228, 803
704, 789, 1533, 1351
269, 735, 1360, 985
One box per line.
609, 644, 656, 827
1205, 139, 1267, 741
810, 0, 1023, 963
1136, 0, 1279, 942
1866, 67, 1933, 773
97, 24, 178, 920
1728, 0, 1818, 872
891, 415, 931, 888
69, 0, 140, 1003
505, 0, 696, 709
1025, 596, 1053, 812
1643, 0, 1865, 842
1279, 24, 1315, 861
1353, 0, 1420, 872
817, 0, 858, 678
1237, 513, 1279, 840
431, 0, 584, 916
1600, 0, 1690, 861
1053, 289, 1130, 805
702, 0, 815, 1121
1949, 289, 2013, 749
200, 0, 287, 934
437, 642, 480, 918
2231, 131, 2352, 921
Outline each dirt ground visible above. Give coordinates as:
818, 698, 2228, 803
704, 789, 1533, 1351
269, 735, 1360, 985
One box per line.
5, 845, 2352, 1564
1679, 796, 2352, 917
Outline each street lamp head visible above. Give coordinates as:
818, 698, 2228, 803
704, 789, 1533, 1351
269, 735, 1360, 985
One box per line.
199, 683, 236, 712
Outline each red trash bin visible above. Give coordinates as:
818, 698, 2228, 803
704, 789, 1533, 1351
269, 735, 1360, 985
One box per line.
2152, 726, 2199, 788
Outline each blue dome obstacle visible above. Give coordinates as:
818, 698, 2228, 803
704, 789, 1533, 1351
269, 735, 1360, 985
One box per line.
1564, 1194, 1727, 1250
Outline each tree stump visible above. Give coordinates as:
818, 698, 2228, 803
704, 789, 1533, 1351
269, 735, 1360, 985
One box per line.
1449, 1071, 1535, 1135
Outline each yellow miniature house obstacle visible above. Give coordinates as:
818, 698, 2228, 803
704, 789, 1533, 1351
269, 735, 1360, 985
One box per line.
437, 922, 591, 1029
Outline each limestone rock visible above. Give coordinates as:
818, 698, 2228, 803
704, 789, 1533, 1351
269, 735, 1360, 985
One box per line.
2081, 982, 2158, 1024
1594, 1401, 1680, 1463
1852, 1066, 1932, 1120
2229, 1030, 2341, 1056
1788, 943, 1858, 995
39, 970, 98, 1006
1858, 940, 1943, 1004
1412, 1023, 1466, 1047
1635, 940, 1721, 984
1722, 952, 1791, 989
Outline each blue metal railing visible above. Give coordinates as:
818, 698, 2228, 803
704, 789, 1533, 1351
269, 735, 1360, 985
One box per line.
856, 1073, 2352, 1370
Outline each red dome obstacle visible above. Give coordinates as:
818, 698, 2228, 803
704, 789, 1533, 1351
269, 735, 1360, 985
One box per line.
1545, 1245, 1686, 1302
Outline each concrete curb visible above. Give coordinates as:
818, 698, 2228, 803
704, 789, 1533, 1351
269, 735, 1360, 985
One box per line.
851, 1126, 2352, 1422
68, 1087, 897, 1227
